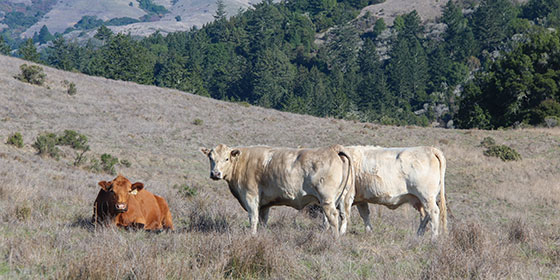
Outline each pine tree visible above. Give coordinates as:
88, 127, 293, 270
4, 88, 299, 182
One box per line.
472, 0, 517, 51
94, 25, 113, 42
18, 38, 40, 62
37, 25, 54, 44
442, 0, 475, 61
214, 0, 227, 21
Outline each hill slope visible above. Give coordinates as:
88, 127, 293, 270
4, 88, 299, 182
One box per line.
1, 55, 559, 278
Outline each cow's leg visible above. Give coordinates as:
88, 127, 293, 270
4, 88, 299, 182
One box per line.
259, 206, 271, 226
356, 203, 373, 232
246, 197, 260, 235
321, 202, 339, 237
425, 199, 440, 238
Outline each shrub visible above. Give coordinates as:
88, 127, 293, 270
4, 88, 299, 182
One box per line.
480, 136, 496, 148
100, 153, 119, 175
15, 64, 46, 85
120, 159, 131, 168
58, 130, 88, 150
33, 133, 60, 160
6, 132, 24, 148
484, 145, 522, 161
65, 80, 77, 95
15, 205, 32, 221
173, 183, 198, 198
193, 118, 203, 125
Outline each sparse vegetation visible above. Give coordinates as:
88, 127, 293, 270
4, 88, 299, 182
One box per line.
120, 159, 131, 168
173, 183, 198, 197
6, 132, 23, 148
100, 153, 119, 175
15, 64, 46, 86
63, 80, 77, 95
32, 133, 60, 160
480, 136, 496, 148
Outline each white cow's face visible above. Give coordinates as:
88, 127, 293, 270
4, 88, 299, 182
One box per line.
201, 144, 240, 181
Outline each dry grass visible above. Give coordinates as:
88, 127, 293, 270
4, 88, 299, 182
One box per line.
1, 54, 560, 278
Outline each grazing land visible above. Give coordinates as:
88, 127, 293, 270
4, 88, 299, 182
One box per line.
0, 54, 559, 278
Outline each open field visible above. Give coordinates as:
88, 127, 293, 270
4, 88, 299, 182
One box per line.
1, 54, 559, 279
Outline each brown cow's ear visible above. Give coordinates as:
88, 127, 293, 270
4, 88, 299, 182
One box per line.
131, 182, 144, 191
200, 147, 210, 156
98, 181, 111, 191
231, 149, 241, 158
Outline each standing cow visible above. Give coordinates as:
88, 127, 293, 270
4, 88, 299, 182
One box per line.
93, 175, 174, 231
201, 144, 354, 236
346, 146, 447, 237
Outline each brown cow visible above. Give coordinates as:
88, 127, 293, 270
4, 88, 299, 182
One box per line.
92, 175, 174, 231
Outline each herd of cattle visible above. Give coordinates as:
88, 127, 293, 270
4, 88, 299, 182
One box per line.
93, 144, 447, 237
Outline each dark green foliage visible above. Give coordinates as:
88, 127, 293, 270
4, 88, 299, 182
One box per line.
193, 118, 203, 125
472, 0, 517, 51
93, 25, 113, 41
105, 17, 140, 26
138, 0, 168, 15
484, 145, 522, 161
0, 36, 12, 55
16, 64, 46, 86
17, 39, 40, 62
6, 132, 24, 148
74, 16, 104, 30
33, 133, 60, 160
37, 25, 54, 44
65, 80, 77, 95
57, 130, 88, 151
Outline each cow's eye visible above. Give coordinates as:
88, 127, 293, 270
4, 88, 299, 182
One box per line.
225, 158, 229, 161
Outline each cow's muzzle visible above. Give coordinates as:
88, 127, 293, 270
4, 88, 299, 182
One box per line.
210, 170, 222, 180
115, 203, 128, 213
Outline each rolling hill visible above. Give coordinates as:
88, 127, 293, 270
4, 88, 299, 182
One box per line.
0, 54, 559, 278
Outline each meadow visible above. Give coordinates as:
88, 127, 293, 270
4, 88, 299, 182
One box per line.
0, 55, 559, 279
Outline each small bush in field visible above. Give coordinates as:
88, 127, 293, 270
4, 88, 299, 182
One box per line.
193, 118, 203, 125
58, 130, 88, 151
6, 132, 24, 148
480, 136, 496, 148
120, 159, 131, 167
100, 153, 119, 175
173, 183, 197, 198
15, 64, 46, 85
484, 145, 522, 161
63, 80, 77, 95
33, 133, 60, 160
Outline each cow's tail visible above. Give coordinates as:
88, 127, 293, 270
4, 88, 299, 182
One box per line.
334, 145, 354, 209
432, 147, 447, 235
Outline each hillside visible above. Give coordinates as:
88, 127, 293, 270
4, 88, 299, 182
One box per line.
2, 0, 451, 39
1, 54, 560, 278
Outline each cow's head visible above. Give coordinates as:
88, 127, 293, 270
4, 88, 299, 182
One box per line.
200, 144, 240, 181
98, 175, 144, 213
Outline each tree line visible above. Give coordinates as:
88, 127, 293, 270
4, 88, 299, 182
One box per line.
3, 0, 560, 129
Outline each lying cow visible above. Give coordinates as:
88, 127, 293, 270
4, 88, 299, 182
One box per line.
201, 144, 353, 236
92, 175, 174, 231
346, 146, 447, 237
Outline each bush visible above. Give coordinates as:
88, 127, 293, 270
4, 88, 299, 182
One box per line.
484, 145, 522, 161
544, 116, 560, 128
6, 132, 24, 148
15, 64, 46, 85
100, 153, 119, 175
15, 205, 32, 221
193, 118, 203, 125
33, 133, 60, 160
57, 130, 88, 150
64, 80, 77, 95
120, 159, 131, 168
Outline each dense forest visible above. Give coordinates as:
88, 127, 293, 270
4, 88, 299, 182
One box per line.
3, 0, 560, 129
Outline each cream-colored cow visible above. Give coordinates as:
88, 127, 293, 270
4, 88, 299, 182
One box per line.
346, 146, 447, 237
201, 144, 353, 236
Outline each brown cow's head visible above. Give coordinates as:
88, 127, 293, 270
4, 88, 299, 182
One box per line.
200, 144, 240, 181
98, 175, 144, 213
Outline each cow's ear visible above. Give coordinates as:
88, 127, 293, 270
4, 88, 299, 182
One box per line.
98, 181, 111, 191
231, 149, 241, 158
200, 147, 210, 156
131, 182, 144, 191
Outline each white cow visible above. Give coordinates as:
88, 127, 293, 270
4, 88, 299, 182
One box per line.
346, 146, 447, 237
201, 144, 354, 236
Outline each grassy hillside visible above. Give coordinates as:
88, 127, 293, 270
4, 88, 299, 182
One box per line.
0, 54, 559, 278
